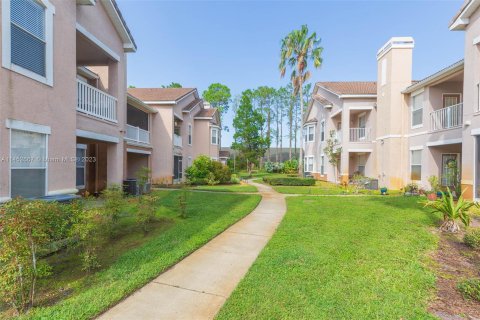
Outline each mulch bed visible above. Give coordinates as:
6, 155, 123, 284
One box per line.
429, 218, 480, 320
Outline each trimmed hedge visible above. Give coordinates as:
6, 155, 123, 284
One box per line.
263, 176, 315, 186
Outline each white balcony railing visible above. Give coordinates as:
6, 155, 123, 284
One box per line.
350, 127, 371, 142
335, 131, 342, 144
173, 134, 182, 148
430, 103, 463, 132
125, 124, 150, 144
77, 79, 117, 123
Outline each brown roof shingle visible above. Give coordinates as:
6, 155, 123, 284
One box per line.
195, 108, 217, 118
127, 88, 195, 102
316, 81, 377, 96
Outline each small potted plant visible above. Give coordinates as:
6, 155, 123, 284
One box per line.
380, 187, 388, 195
427, 175, 439, 201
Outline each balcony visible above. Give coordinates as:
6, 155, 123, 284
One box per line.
77, 80, 117, 123
430, 103, 463, 132
335, 131, 342, 144
349, 128, 371, 142
174, 134, 182, 148
125, 124, 150, 144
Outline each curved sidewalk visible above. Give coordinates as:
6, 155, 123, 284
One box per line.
98, 181, 286, 320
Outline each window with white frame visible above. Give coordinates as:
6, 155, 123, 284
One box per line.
304, 156, 314, 172
320, 120, 325, 142
2, 0, 54, 85
211, 128, 219, 145
411, 93, 423, 127
320, 155, 325, 175
188, 124, 192, 145
410, 149, 422, 181
304, 125, 315, 142
76, 144, 87, 189
10, 129, 47, 198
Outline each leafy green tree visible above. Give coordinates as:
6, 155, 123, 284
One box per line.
280, 24, 323, 174
202, 83, 231, 118
323, 130, 342, 183
128, 85, 136, 88
232, 90, 269, 174
162, 82, 182, 88
253, 86, 276, 161
274, 87, 289, 162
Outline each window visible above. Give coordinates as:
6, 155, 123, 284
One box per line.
411, 94, 423, 128
10, 129, 47, 198
410, 149, 422, 181
211, 128, 219, 145
358, 114, 366, 139
76, 144, 87, 189
304, 125, 315, 142
2, 0, 54, 85
320, 121, 325, 142
188, 124, 192, 145
381, 58, 387, 86
304, 156, 314, 172
320, 155, 325, 175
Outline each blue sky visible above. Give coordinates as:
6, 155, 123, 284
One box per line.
118, 0, 465, 147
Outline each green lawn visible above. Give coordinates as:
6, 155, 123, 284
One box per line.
17, 190, 261, 320
216, 196, 439, 320
193, 184, 258, 193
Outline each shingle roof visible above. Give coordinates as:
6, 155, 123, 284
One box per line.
183, 99, 202, 112
195, 108, 217, 118
304, 118, 318, 124
313, 94, 333, 106
316, 81, 377, 96
127, 88, 195, 102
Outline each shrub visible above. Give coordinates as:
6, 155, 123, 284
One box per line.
265, 162, 284, 173
283, 159, 298, 174
185, 155, 231, 184
137, 194, 159, 232
263, 177, 315, 186
428, 175, 440, 193
0, 199, 65, 313
230, 174, 240, 184
136, 166, 152, 195
206, 172, 220, 186
101, 184, 126, 223
464, 228, 480, 249
458, 278, 480, 301
71, 207, 108, 272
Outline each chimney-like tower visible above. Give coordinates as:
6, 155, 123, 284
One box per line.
375, 37, 414, 189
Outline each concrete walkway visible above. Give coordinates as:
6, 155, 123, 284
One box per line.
98, 181, 286, 320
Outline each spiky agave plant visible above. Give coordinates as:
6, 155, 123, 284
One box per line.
424, 188, 477, 233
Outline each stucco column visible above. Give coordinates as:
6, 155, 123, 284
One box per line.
107, 142, 124, 185
340, 107, 350, 183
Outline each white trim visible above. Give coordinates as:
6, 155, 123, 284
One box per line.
143, 92, 193, 106
102, 0, 136, 52
77, 66, 98, 80
329, 109, 342, 118
76, 23, 120, 62
47, 188, 78, 196
411, 88, 424, 97
426, 138, 463, 147
211, 127, 219, 145
376, 134, 402, 140
2, 0, 55, 86
349, 106, 374, 111
348, 148, 373, 153
126, 148, 151, 155
173, 112, 183, 121
6, 119, 51, 134
450, 0, 480, 30
339, 94, 377, 99
411, 124, 424, 130
76, 129, 119, 143
0, 197, 12, 203
409, 145, 424, 151
473, 35, 480, 45
377, 37, 415, 60
405, 131, 428, 138
471, 128, 480, 135
188, 124, 192, 145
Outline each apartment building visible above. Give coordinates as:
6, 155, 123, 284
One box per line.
127, 88, 221, 184
305, 36, 466, 193
0, 0, 136, 200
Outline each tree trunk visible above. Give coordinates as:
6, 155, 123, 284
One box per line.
440, 219, 460, 233
267, 109, 271, 162
298, 79, 304, 176
276, 106, 280, 162
289, 103, 293, 160
280, 108, 284, 162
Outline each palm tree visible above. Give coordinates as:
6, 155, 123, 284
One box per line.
279, 25, 323, 175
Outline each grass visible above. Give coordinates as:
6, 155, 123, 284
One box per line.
216, 196, 440, 319
13, 190, 261, 320
192, 184, 258, 193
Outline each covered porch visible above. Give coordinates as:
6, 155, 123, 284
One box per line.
426, 142, 462, 188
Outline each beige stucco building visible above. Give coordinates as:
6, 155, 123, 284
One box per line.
305, 34, 467, 194
128, 88, 221, 184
